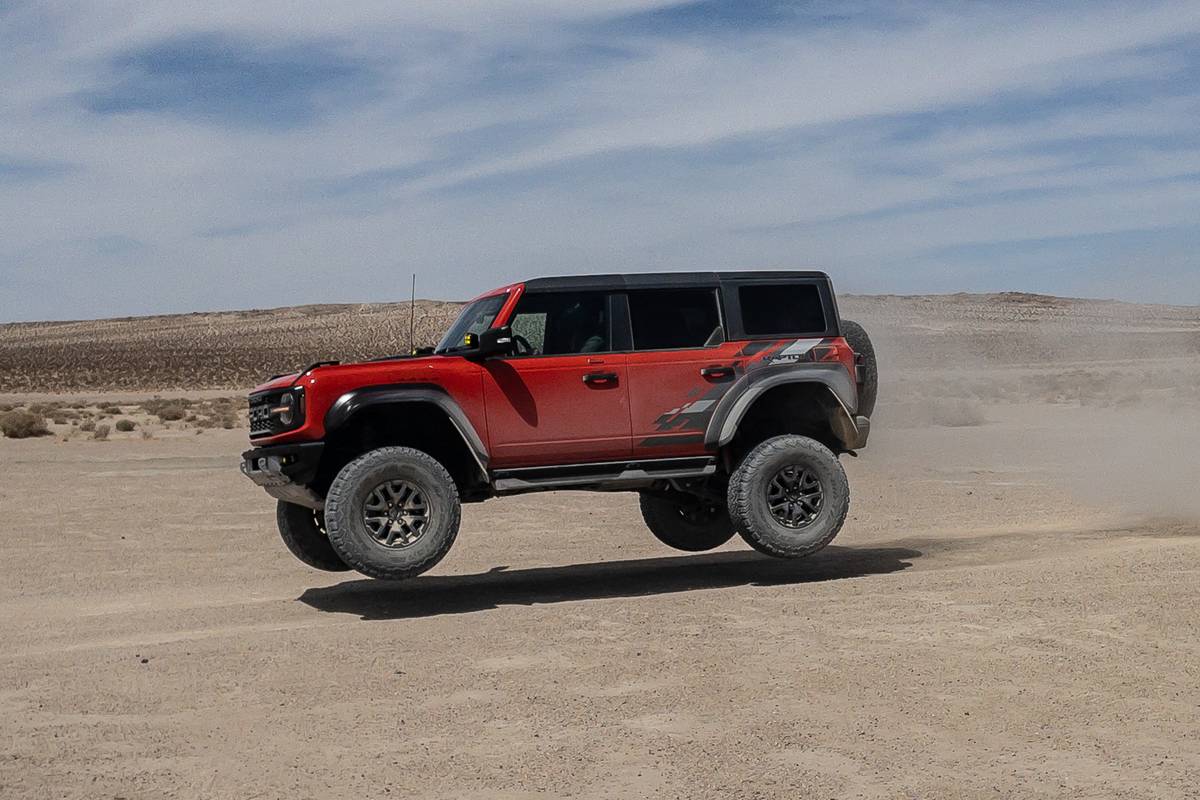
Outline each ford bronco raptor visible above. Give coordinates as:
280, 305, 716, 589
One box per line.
241, 272, 877, 580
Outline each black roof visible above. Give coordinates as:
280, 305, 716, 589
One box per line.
522, 270, 830, 292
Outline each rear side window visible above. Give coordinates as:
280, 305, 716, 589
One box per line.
628, 289, 721, 350
738, 283, 826, 336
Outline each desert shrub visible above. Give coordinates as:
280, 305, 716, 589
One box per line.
52, 415, 68, 425
219, 413, 237, 429
115, 419, 137, 432
80, 419, 96, 432
28, 402, 59, 417
141, 429, 154, 440
142, 397, 193, 416
154, 403, 187, 421
0, 410, 52, 439
102, 405, 122, 414
93, 424, 110, 440
0, 403, 12, 413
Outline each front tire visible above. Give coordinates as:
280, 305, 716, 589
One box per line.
325, 447, 461, 580
728, 435, 849, 559
276, 501, 350, 572
639, 492, 736, 552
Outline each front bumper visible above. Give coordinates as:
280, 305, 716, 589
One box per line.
240, 442, 325, 510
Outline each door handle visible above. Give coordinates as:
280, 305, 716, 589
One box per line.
582, 371, 619, 385
700, 366, 734, 380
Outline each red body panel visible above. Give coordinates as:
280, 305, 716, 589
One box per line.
249, 355, 488, 448
625, 341, 747, 458
480, 353, 631, 467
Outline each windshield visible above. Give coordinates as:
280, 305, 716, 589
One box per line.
435, 293, 507, 353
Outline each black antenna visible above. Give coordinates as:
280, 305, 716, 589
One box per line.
408, 273, 416, 354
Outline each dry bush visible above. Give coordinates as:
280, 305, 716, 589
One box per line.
155, 403, 186, 421
52, 415, 68, 425
1, 410, 51, 438
92, 424, 110, 440
80, 419, 96, 432
115, 419, 137, 432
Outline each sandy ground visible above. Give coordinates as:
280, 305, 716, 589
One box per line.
2, 401, 1198, 799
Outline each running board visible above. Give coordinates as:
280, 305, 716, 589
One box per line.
492, 456, 716, 495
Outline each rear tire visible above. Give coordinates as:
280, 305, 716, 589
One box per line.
728, 435, 849, 559
840, 318, 877, 417
276, 501, 350, 572
325, 447, 461, 581
639, 492, 736, 552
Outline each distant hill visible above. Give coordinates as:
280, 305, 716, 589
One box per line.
1, 294, 1197, 393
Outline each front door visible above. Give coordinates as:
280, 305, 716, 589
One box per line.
482, 291, 631, 467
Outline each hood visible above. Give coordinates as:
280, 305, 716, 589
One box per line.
249, 372, 301, 395
248, 353, 450, 395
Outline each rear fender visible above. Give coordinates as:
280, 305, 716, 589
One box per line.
704, 365, 862, 450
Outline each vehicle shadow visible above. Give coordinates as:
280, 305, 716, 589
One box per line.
298, 545, 921, 620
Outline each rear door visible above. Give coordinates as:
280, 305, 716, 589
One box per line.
623, 287, 746, 458
482, 290, 631, 467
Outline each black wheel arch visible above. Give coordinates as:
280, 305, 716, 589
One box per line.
319, 385, 490, 497
704, 366, 865, 456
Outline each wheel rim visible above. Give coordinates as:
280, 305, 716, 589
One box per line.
363, 479, 430, 548
766, 465, 823, 529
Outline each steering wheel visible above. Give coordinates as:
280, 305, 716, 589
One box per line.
511, 333, 535, 356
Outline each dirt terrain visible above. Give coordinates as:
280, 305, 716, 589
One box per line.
2, 293, 1199, 798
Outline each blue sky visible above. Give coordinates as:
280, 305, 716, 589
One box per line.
2, 1, 1199, 321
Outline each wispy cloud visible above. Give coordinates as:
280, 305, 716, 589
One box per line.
0, 156, 78, 182
77, 33, 379, 128
1, 1, 1199, 320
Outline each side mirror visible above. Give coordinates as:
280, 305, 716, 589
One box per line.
463, 326, 513, 359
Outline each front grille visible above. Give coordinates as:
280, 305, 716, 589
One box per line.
249, 401, 273, 436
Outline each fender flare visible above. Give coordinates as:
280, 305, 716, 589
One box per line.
703, 364, 864, 450
324, 385, 490, 479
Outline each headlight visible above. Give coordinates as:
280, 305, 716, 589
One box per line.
272, 393, 295, 426
268, 389, 303, 429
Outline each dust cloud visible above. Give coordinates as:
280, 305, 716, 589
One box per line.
842, 292, 1200, 522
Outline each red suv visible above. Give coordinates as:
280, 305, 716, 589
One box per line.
241, 272, 877, 580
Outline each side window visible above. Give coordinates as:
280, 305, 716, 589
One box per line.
628, 289, 721, 351
506, 292, 610, 356
738, 283, 826, 336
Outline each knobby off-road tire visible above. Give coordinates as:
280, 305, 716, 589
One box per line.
638, 492, 736, 552
840, 318, 877, 418
276, 501, 350, 572
325, 446, 461, 581
728, 435, 850, 559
